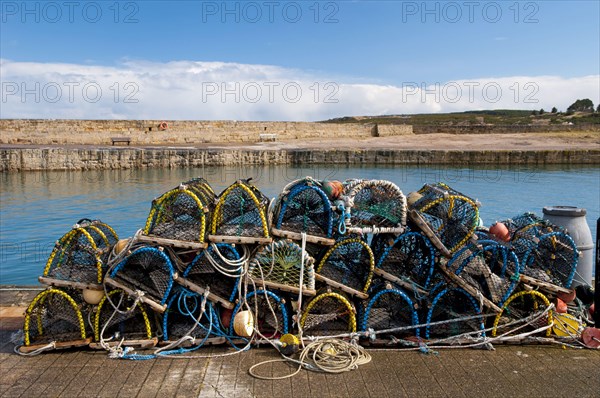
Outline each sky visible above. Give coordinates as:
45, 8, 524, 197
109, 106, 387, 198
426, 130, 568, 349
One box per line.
1, 0, 599, 121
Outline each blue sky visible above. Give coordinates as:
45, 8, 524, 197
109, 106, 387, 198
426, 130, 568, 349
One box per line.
1, 1, 599, 120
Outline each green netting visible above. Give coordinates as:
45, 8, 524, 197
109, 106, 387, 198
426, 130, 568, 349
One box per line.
249, 240, 315, 293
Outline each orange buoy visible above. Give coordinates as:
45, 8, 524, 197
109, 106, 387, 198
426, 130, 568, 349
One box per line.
489, 222, 510, 242
322, 180, 343, 200
581, 327, 600, 348
556, 289, 577, 303
554, 298, 568, 313
220, 308, 233, 329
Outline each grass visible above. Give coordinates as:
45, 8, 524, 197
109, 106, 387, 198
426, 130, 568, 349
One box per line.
322, 110, 600, 126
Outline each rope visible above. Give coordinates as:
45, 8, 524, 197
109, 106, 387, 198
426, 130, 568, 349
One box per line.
249, 338, 371, 380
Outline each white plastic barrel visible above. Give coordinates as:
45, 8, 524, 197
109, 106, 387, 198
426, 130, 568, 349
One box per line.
543, 206, 594, 287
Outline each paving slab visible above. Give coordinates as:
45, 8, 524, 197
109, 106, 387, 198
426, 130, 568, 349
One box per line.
1, 286, 599, 398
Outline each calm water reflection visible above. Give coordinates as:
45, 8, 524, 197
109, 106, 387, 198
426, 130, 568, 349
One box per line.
1, 164, 598, 284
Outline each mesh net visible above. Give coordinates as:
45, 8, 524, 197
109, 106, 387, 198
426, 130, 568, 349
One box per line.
145, 188, 208, 242
345, 179, 407, 229
300, 292, 356, 336
317, 238, 374, 294
25, 289, 86, 346
212, 181, 270, 238
372, 231, 436, 291
232, 290, 288, 339
181, 244, 241, 302
413, 183, 479, 254
95, 289, 152, 342
110, 247, 175, 305
163, 289, 222, 341
85, 221, 119, 248
249, 240, 315, 292
446, 244, 517, 307
44, 220, 118, 285
274, 183, 334, 238
521, 232, 578, 288
183, 177, 216, 208
362, 288, 418, 339
493, 291, 551, 337
425, 285, 485, 339
476, 213, 576, 288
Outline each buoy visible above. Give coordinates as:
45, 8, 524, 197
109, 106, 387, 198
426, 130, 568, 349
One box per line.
552, 313, 581, 337
159, 121, 168, 131
554, 298, 568, 313
233, 310, 254, 338
589, 303, 595, 317
220, 308, 233, 329
278, 334, 300, 356
407, 191, 423, 207
581, 327, 600, 348
113, 239, 130, 255
322, 180, 343, 200
82, 288, 104, 305
556, 289, 576, 304
489, 222, 510, 242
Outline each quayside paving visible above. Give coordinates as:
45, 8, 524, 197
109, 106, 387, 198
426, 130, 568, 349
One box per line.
1, 286, 599, 398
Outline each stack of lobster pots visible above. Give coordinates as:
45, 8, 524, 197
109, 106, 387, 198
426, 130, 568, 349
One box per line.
17, 176, 599, 355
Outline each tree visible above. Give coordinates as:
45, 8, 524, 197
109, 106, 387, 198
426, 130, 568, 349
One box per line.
551, 107, 558, 113
597, 104, 600, 113
567, 99, 594, 113
531, 110, 538, 115
539, 108, 545, 115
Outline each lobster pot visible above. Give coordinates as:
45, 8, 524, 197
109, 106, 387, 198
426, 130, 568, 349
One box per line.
210, 180, 271, 244
521, 232, 577, 288
489, 212, 557, 258
106, 247, 176, 312
248, 240, 316, 296
230, 290, 289, 339
362, 286, 419, 339
446, 244, 518, 308
425, 285, 485, 339
492, 291, 552, 338
343, 179, 407, 233
182, 177, 216, 209
93, 289, 154, 346
144, 185, 209, 243
42, 220, 119, 288
20, 288, 90, 353
179, 244, 242, 308
300, 290, 356, 337
271, 178, 335, 243
411, 183, 480, 255
371, 231, 436, 293
163, 288, 223, 343
316, 238, 374, 299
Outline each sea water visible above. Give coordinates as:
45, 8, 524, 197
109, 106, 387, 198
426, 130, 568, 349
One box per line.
1, 164, 598, 284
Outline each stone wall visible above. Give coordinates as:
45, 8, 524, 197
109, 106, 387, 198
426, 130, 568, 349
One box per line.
0, 119, 413, 145
2, 147, 597, 171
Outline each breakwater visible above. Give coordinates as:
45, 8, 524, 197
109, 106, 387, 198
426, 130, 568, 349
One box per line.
1, 147, 598, 171
0, 119, 412, 145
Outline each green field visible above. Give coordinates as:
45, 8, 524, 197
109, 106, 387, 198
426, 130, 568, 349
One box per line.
323, 110, 600, 126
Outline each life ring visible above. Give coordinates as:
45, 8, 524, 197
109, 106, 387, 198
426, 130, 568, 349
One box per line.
158, 122, 168, 131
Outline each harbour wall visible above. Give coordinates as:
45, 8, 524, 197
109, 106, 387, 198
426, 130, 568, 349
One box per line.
1, 147, 598, 171
0, 119, 413, 145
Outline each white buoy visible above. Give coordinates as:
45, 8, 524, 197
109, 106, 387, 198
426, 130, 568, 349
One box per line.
233, 310, 254, 337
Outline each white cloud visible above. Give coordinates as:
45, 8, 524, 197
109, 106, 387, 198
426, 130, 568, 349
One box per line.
1, 59, 598, 120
